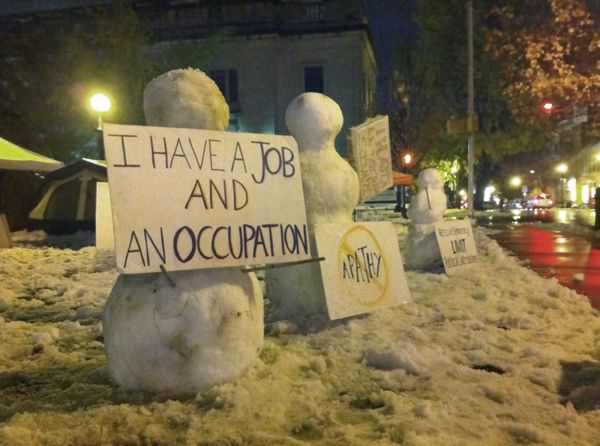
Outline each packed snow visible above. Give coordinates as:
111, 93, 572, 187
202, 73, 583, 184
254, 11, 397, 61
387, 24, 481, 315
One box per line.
1, 212, 599, 445
267, 92, 360, 321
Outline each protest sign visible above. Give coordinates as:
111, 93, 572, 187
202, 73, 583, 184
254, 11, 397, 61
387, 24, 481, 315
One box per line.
347, 115, 393, 202
95, 182, 114, 251
434, 219, 478, 275
103, 123, 310, 274
315, 221, 411, 320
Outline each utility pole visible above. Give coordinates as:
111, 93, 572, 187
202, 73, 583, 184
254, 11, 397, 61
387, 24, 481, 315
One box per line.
467, 0, 475, 218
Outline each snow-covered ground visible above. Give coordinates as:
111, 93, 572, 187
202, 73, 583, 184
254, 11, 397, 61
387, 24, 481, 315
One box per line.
1, 218, 599, 445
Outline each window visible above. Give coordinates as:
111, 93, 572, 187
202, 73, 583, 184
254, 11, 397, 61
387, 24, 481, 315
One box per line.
304, 66, 324, 93
209, 69, 239, 107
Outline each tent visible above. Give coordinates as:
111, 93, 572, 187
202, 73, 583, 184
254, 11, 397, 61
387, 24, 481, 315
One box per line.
28, 159, 107, 233
0, 136, 63, 171
0, 137, 63, 243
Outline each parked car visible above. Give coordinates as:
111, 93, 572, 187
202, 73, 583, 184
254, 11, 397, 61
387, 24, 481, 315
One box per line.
526, 194, 553, 209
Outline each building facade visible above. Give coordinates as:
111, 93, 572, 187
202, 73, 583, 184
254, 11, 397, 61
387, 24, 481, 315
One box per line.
1, 0, 378, 155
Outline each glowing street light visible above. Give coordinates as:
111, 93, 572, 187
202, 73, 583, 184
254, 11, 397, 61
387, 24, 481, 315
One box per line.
555, 163, 568, 174
89, 92, 112, 130
510, 176, 522, 187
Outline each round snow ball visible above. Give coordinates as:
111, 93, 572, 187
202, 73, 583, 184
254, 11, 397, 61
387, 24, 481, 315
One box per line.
416, 168, 444, 189
285, 92, 343, 149
143, 68, 229, 131
572, 273, 585, 283
103, 269, 264, 395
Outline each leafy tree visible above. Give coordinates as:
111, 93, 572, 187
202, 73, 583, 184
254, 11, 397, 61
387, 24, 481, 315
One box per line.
486, 0, 600, 139
0, 3, 223, 162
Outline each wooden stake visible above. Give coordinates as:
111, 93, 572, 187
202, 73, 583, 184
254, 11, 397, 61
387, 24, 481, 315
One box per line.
159, 264, 176, 288
425, 187, 432, 210
241, 257, 326, 273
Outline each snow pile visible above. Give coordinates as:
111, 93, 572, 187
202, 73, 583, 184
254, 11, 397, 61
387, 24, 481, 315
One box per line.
0, 219, 599, 444
405, 168, 447, 270
267, 92, 360, 321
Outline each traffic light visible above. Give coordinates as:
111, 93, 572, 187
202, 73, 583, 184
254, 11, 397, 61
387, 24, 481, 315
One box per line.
540, 100, 555, 113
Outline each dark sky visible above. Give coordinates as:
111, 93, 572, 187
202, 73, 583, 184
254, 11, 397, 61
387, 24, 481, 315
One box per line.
362, 0, 416, 76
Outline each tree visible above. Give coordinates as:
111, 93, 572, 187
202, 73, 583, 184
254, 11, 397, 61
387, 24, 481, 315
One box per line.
486, 0, 600, 139
0, 3, 224, 161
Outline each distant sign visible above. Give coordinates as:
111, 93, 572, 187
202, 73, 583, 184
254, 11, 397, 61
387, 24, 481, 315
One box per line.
95, 182, 114, 251
446, 114, 479, 135
347, 115, 393, 202
0, 214, 11, 249
315, 222, 411, 320
434, 219, 478, 275
103, 123, 310, 274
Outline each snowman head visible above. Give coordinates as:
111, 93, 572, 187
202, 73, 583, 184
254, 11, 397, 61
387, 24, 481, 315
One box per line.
416, 168, 443, 190
285, 93, 343, 151
143, 69, 230, 131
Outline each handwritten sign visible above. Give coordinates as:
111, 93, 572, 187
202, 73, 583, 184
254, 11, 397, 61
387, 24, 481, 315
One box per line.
434, 219, 478, 275
95, 182, 114, 251
347, 115, 393, 202
0, 214, 11, 249
103, 123, 310, 274
314, 222, 411, 320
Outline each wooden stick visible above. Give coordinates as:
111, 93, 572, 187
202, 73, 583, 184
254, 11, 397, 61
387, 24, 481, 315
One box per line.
159, 264, 176, 288
425, 187, 432, 210
241, 257, 326, 273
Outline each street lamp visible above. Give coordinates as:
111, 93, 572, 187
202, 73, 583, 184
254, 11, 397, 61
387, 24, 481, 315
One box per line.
89, 92, 112, 160
90, 92, 112, 130
510, 176, 522, 188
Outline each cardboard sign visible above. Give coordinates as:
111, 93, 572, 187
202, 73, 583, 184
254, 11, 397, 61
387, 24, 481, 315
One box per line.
347, 115, 393, 202
434, 219, 478, 275
314, 222, 411, 320
0, 214, 11, 249
103, 123, 310, 274
95, 182, 114, 251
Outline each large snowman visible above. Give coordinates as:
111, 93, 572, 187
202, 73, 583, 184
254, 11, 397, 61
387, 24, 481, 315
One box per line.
103, 69, 263, 396
266, 92, 359, 321
405, 168, 447, 270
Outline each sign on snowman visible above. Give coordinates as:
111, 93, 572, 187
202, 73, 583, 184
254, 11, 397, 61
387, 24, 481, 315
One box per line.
434, 219, 478, 274
315, 221, 411, 320
103, 123, 310, 274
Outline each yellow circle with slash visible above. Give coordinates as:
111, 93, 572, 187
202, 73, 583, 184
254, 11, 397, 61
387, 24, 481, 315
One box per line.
337, 225, 389, 307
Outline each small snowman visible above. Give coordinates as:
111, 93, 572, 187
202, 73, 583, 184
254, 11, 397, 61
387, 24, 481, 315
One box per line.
103, 69, 263, 396
404, 168, 447, 270
266, 92, 359, 321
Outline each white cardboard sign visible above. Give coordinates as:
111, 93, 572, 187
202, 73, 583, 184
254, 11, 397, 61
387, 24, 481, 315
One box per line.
434, 219, 478, 275
347, 115, 393, 202
314, 222, 411, 320
103, 123, 310, 274
95, 182, 114, 251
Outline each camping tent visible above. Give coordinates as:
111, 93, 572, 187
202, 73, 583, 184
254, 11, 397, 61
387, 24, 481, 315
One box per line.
28, 159, 107, 233
0, 137, 63, 244
0, 137, 63, 171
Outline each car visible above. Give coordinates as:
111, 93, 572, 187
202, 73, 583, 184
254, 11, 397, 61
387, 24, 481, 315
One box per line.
526, 194, 553, 209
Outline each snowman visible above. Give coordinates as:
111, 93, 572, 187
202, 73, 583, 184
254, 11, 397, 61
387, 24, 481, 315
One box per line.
266, 92, 359, 321
102, 69, 263, 395
404, 168, 447, 270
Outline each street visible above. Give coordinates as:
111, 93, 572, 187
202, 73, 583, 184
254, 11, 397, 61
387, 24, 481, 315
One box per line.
479, 208, 600, 309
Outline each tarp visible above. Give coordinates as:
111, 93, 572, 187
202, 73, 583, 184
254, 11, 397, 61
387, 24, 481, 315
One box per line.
393, 170, 413, 186
0, 137, 63, 171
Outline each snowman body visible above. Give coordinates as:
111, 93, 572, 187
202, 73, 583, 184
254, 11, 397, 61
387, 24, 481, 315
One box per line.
266, 93, 359, 321
102, 69, 264, 395
405, 168, 447, 270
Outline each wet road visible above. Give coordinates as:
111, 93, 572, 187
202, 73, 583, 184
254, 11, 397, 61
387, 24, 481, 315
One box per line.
482, 209, 600, 309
